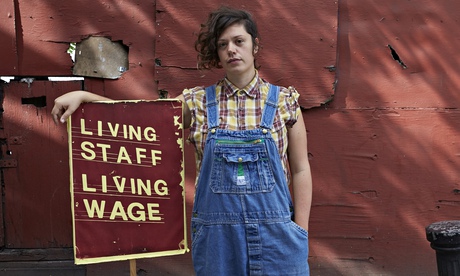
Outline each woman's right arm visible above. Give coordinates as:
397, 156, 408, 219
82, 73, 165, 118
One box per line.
51, 90, 112, 124
52, 90, 192, 129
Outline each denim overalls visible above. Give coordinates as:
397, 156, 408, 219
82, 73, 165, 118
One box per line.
191, 84, 309, 275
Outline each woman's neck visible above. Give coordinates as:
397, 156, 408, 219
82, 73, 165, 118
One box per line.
226, 69, 256, 89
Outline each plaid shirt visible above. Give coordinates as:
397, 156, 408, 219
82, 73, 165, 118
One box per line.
183, 71, 300, 184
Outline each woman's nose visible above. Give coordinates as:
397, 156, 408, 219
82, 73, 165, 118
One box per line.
227, 42, 236, 54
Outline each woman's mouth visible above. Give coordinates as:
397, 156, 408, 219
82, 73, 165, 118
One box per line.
228, 58, 240, 64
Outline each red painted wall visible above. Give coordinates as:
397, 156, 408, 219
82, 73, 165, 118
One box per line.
1, 0, 459, 275
0, 0, 158, 100
307, 0, 460, 275
155, 0, 337, 108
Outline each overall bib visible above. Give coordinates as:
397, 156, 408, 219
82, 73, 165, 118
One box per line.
191, 84, 309, 275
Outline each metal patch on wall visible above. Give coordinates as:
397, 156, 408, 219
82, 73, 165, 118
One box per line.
73, 37, 129, 79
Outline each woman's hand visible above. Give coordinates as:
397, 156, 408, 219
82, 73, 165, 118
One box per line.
51, 91, 111, 124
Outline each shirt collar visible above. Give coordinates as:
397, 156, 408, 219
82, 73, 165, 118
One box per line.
223, 70, 260, 98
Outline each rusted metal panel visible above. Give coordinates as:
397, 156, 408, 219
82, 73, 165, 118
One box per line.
1, 80, 82, 248
0, 0, 18, 75
306, 108, 460, 275
155, 0, 338, 108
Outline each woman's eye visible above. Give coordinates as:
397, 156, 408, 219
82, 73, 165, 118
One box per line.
218, 42, 227, 48
236, 39, 244, 45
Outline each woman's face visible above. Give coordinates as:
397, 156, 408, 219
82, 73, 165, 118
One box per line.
217, 23, 258, 80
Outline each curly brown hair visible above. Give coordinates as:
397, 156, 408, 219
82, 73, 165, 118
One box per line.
195, 6, 260, 70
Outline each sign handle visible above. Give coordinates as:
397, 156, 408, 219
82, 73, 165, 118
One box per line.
130, 259, 136, 276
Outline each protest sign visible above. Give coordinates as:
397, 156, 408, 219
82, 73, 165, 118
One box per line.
68, 99, 187, 264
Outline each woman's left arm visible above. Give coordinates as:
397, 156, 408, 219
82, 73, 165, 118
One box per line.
287, 114, 312, 231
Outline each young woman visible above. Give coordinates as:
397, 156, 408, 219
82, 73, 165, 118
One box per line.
52, 6, 312, 275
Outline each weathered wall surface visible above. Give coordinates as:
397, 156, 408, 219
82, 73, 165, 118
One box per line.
307, 0, 460, 275
155, 0, 337, 108
156, 1, 460, 275
0, 0, 459, 275
0, 0, 158, 100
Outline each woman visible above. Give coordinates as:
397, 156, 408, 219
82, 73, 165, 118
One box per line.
52, 6, 312, 275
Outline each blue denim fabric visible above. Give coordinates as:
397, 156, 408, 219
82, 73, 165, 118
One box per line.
191, 84, 309, 275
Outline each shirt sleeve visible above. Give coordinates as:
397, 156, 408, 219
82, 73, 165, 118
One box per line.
278, 86, 301, 128
182, 86, 206, 127
182, 87, 196, 114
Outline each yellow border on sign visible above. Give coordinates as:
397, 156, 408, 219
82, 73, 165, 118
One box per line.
68, 99, 188, 265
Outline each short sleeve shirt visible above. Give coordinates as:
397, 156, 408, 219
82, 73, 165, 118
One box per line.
183, 71, 300, 184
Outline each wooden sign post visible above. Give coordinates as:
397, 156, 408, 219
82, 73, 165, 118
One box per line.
68, 99, 187, 265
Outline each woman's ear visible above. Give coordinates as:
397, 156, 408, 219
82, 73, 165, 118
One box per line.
253, 38, 260, 54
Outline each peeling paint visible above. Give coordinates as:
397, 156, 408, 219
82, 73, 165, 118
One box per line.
351, 190, 379, 199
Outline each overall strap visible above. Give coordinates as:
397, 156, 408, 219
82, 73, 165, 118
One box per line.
260, 84, 280, 130
205, 85, 219, 129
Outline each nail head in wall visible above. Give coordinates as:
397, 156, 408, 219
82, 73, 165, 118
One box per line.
72, 37, 129, 79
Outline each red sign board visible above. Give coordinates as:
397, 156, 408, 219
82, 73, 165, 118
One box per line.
68, 100, 187, 264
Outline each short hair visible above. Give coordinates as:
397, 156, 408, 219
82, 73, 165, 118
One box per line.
195, 6, 259, 70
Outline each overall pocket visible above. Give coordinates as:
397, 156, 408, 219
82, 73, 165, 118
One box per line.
210, 139, 276, 194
